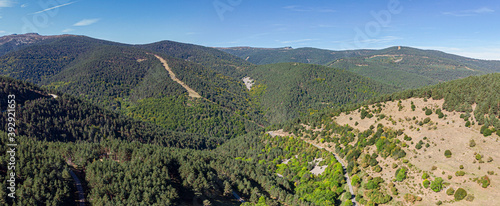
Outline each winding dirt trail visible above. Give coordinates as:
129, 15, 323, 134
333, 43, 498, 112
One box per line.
153, 54, 202, 98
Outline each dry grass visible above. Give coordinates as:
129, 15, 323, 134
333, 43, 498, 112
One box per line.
334, 98, 500, 206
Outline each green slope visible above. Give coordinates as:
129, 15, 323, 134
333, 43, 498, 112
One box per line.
218, 46, 373, 65
220, 46, 500, 90
137, 40, 252, 78
246, 62, 397, 124
0, 35, 266, 139
0, 76, 220, 149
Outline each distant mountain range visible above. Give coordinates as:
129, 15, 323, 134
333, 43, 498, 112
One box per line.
218, 46, 500, 89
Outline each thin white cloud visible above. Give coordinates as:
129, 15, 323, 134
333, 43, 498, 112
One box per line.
21, 3, 28, 8
443, 7, 494, 16
0, 0, 14, 7
62, 28, 74, 33
358, 36, 402, 44
31, 1, 76, 14
278, 39, 316, 44
73, 18, 100, 26
0, 30, 6, 34
283, 5, 335, 13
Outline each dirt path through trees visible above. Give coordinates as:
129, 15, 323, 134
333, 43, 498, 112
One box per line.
153, 54, 202, 98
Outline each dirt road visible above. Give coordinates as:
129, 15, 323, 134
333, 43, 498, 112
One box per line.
153, 54, 202, 98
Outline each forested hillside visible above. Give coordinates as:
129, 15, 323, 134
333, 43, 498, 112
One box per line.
0, 77, 362, 206
0, 35, 266, 139
269, 73, 500, 205
328, 46, 499, 89
138, 40, 252, 78
246, 62, 397, 124
0, 76, 221, 149
220, 46, 500, 89
217, 46, 373, 65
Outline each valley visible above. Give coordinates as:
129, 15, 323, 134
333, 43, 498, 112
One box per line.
0, 33, 498, 206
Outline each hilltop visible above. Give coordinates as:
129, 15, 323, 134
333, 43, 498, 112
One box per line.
277, 73, 500, 205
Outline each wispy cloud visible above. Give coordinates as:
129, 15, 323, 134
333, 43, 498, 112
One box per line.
357, 36, 402, 44
74, 18, 100, 26
31, 1, 76, 14
443, 7, 494, 16
0, 30, 6, 34
0, 0, 15, 7
283, 5, 335, 13
278, 38, 317, 44
20, 3, 28, 8
62, 28, 74, 33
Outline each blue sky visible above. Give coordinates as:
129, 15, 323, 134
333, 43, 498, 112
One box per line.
0, 0, 499, 60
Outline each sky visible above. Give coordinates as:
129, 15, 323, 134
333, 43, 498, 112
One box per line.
0, 0, 499, 60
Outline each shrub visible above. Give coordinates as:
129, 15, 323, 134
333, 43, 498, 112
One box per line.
480, 125, 489, 134
437, 109, 444, 118
423, 117, 431, 124
430, 177, 444, 192
436, 200, 442, 205
425, 109, 432, 115
455, 171, 465, 176
415, 141, 423, 150
422, 172, 429, 179
351, 174, 360, 187
391, 187, 398, 195
466, 194, 475, 202
423, 179, 430, 188
469, 139, 476, 147
373, 165, 382, 173
478, 175, 490, 188
465, 121, 471, 127
395, 167, 407, 182
404, 193, 416, 203
475, 154, 482, 160
454, 188, 467, 201
446, 188, 455, 195
444, 150, 452, 158
487, 157, 493, 162
483, 128, 493, 137
404, 135, 412, 141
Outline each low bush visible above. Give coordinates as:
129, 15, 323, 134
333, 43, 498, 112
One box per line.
454, 188, 467, 201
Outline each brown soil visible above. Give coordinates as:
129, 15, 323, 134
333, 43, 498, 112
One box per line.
334, 98, 500, 206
